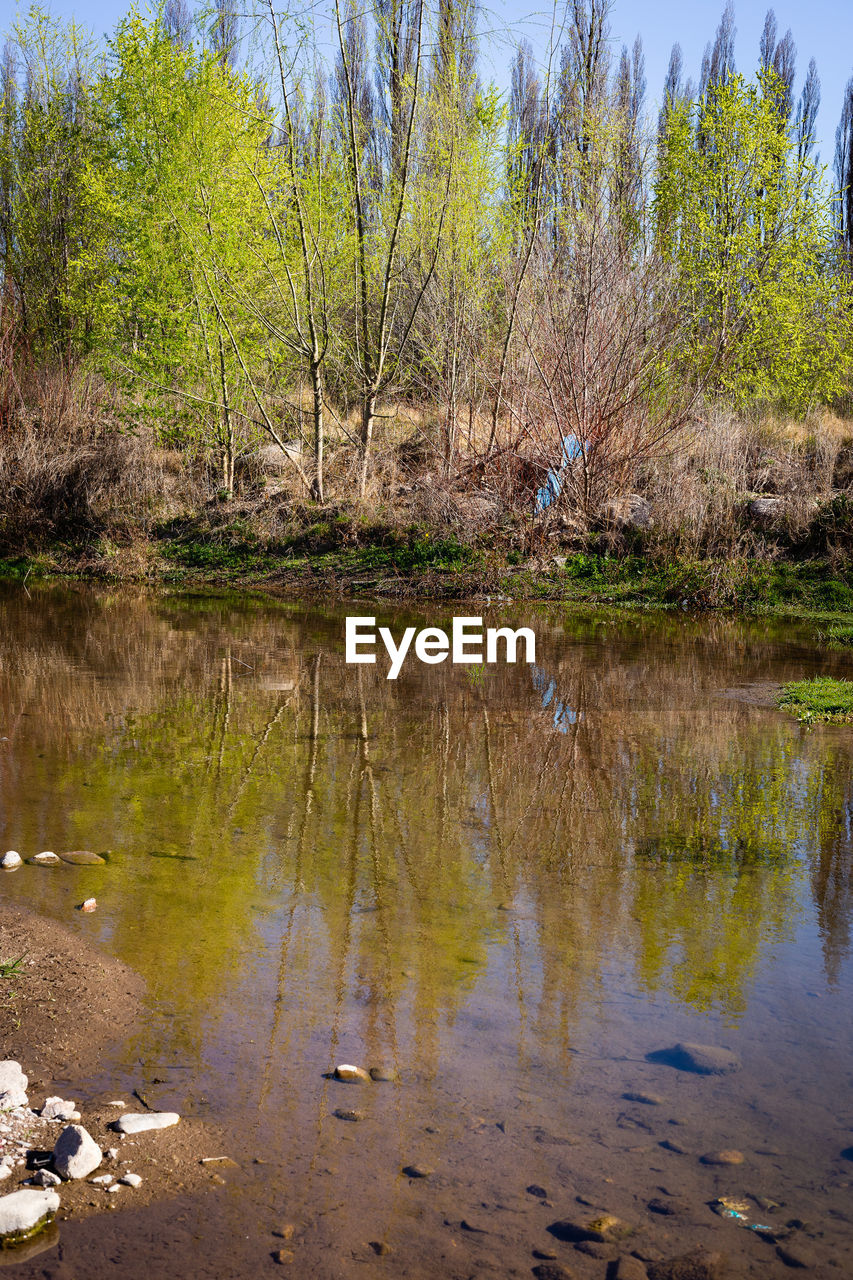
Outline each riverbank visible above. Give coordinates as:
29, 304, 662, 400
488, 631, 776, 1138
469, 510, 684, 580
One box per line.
0, 904, 233, 1241
4, 534, 853, 622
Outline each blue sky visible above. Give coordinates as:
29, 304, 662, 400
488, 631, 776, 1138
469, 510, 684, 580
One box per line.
6, 0, 852, 158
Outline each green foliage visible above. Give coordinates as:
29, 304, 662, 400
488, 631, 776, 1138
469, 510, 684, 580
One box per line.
0, 955, 25, 979
823, 624, 853, 646
655, 71, 853, 411
778, 677, 853, 722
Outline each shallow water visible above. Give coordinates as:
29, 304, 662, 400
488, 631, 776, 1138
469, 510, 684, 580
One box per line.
0, 584, 852, 1278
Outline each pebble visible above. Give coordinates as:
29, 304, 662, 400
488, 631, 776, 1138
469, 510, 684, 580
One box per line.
32, 1170, 61, 1188
368, 1241, 392, 1255
613, 1260, 649, 1280
272, 1249, 294, 1264
368, 1067, 399, 1083
332, 1065, 370, 1083
106, 1183, 122, 1194
53, 1125, 103, 1180
272, 1225, 295, 1240
648, 1043, 741, 1076
700, 1149, 744, 1166
647, 1197, 684, 1216
79, 899, 97, 913
402, 1164, 434, 1178
332, 1109, 363, 1122
90, 1175, 113, 1186
1, 851, 21, 869
0, 1188, 59, 1241
527, 1184, 548, 1198
548, 1213, 633, 1244
0, 1062, 29, 1110
659, 1139, 689, 1155
28, 852, 61, 866
58, 851, 106, 866
623, 1092, 664, 1106
113, 1112, 180, 1134
532, 1264, 576, 1280
646, 1248, 727, 1280
533, 1248, 559, 1260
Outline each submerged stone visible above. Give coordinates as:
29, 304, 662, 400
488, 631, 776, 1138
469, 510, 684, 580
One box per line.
646, 1043, 741, 1076
28, 852, 61, 867
332, 1065, 369, 1083
58, 851, 106, 866
548, 1213, 633, 1244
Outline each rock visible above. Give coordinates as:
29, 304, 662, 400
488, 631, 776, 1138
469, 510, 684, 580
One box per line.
79, 898, 97, 913
272, 1249, 295, 1264
623, 1092, 663, 1106
647, 1043, 740, 1076
1, 851, 21, 869
775, 1244, 809, 1269
533, 1249, 559, 1260
369, 1241, 392, 1255
647, 1249, 728, 1280
41, 1097, 79, 1122
333, 1109, 363, 1122
89, 1175, 113, 1186
369, 1067, 399, 1083
0, 1166, 10, 1182
573, 1240, 619, 1260
549, 1213, 633, 1244
0, 1189, 59, 1243
106, 1183, 122, 1193
648, 1197, 685, 1216
113, 1112, 180, 1134
28, 852, 61, 866
0, 1062, 28, 1110
748, 496, 784, 525
700, 1150, 744, 1167
659, 1139, 689, 1154
527, 1184, 548, 1198
32, 1170, 61, 1188
273, 1225, 295, 1241
603, 494, 653, 531
402, 1164, 433, 1178
613, 1260, 650, 1280
58, 851, 106, 866
53, 1125, 103, 1180
533, 1264, 575, 1280
333, 1064, 369, 1083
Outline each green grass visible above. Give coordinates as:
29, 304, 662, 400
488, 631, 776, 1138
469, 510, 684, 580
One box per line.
778, 677, 853, 723
0, 955, 25, 979
822, 623, 853, 646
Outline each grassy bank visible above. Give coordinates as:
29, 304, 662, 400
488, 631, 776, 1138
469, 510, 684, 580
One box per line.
6, 529, 853, 623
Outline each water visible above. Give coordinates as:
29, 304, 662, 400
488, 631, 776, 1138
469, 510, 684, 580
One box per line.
0, 583, 851, 1278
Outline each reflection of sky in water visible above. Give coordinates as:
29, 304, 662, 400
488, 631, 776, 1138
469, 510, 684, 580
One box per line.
531, 664, 578, 732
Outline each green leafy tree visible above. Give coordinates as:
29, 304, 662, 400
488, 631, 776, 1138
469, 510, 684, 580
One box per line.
655, 70, 853, 410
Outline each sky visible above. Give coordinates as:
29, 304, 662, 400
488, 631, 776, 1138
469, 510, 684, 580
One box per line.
7, 0, 853, 159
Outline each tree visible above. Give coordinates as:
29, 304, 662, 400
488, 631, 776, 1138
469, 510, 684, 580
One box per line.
656, 72, 852, 409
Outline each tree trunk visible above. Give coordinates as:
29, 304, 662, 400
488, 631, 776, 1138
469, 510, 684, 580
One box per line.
310, 361, 325, 503
359, 389, 377, 499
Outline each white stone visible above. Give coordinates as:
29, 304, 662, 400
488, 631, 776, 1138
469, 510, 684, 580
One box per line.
0, 1167, 10, 1182
113, 1112, 180, 1135
0, 1062, 28, 1110
53, 1125, 103, 1180
106, 1183, 122, 1193
0, 1189, 59, 1240
89, 1174, 113, 1186
333, 1064, 370, 1083
41, 1097, 78, 1122
33, 1170, 60, 1188
107, 1148, 119, 1160
29, 852, 61, 866
1, 851, 21, 869
120, 1173, 142, 1187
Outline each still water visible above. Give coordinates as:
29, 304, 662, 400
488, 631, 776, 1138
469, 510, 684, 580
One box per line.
0, 584, 851, 1279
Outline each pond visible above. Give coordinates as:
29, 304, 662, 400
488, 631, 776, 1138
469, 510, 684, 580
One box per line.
0, 583, 851, 1278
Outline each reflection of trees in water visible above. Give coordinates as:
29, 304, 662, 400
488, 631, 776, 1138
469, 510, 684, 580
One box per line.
0, 587, 851, 1077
